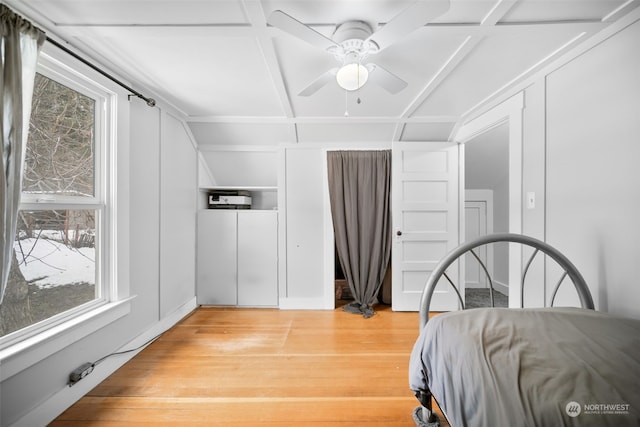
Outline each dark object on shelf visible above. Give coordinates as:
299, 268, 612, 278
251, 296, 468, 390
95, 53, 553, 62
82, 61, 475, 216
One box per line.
208, 190, 252, 209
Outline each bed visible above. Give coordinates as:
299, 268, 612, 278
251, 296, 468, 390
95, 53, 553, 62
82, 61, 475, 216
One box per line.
408, 233, 640, 427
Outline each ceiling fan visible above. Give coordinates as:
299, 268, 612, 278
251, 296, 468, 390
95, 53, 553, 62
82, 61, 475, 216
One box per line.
267, 0, 450, 96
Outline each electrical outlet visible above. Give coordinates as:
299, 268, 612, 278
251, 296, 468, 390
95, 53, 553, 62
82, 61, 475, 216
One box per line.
69, 362, 94, 386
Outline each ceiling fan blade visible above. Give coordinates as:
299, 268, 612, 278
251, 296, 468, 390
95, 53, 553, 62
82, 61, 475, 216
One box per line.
268, 10, 339, 52
365, 0, 450, 51
298, 68, 339, 97
366, 64, 408, 94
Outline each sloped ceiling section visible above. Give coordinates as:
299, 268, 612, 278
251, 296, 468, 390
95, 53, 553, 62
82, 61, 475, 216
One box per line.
8, 0, 639, 146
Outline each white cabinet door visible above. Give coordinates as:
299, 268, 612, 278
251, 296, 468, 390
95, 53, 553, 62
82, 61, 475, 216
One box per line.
392, 141, 460, 311
197, 209, 278, 307
197, 210, 238, 305
237, 211, 278, 306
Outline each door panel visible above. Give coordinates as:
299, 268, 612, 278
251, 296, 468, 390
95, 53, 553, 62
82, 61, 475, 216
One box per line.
238, 211, 278, 306
392, 142, 460, 311
197, 210, 238, 305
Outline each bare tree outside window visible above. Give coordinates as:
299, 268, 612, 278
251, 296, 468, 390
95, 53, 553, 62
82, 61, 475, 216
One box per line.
24, 73, 95, 197
0, 74, 98, 338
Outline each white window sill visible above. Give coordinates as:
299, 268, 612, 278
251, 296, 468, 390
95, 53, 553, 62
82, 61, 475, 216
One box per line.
0, 296, 135, 381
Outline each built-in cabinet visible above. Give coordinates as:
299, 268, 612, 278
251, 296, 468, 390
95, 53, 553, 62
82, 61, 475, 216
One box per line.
197, 209, 278, 307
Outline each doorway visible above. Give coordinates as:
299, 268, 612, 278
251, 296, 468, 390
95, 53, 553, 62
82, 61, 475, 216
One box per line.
326, 150, 392, 317
456, 92, 524, 307
464, 123, 509, 296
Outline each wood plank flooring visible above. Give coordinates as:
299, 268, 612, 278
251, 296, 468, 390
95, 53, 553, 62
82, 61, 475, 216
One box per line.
50, 305, 449, 426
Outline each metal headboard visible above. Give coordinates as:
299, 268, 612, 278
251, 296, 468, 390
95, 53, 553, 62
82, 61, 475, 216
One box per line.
419, 233, 595, 329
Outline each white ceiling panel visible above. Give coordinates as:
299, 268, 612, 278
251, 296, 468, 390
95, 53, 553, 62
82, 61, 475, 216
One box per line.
501, 0, 627, 23
263, 0, 420, 31
431, 0, 498, 24
77, 29, 284, 116
413, 26, 588, 116
27, 0, 249, 25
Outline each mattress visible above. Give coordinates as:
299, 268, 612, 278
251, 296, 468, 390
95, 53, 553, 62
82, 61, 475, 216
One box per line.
409, 307, 640, 427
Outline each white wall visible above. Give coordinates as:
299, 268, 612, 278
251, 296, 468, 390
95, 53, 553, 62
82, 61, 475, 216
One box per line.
128, 100, 161, 330
280, 147, 326, 307
199, 149, 278, 187
160, 114, 198, 317
544, 19, 640, 318
521, 79, 547, 307
0, 97, 198, 426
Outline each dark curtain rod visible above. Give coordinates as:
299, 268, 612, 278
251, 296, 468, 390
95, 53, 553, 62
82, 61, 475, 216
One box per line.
46, 36, 157, 107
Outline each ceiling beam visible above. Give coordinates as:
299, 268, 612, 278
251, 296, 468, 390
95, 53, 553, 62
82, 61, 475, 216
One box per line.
482, 0, 519, 25
241, 0, 297, 142
603, 0, 640, 22
53, 20, 606, 38
187, 115, 459, 124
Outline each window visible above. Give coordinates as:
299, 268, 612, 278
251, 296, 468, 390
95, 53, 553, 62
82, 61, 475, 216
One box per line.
0, 61, 110, 343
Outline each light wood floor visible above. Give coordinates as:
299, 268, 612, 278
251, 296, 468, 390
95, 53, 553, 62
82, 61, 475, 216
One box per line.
50, 305, 449, 426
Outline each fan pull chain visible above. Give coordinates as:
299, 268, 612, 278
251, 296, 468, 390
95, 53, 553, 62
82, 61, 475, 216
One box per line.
357, 61, 362, 104
344, 89, 349, 117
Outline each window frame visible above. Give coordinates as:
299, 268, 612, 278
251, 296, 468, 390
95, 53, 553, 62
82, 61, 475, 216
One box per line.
21, 62, 105, 205
0, 46, 132, 378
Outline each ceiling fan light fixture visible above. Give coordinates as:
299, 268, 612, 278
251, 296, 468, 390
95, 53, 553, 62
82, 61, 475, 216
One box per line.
336, 63, 369, 91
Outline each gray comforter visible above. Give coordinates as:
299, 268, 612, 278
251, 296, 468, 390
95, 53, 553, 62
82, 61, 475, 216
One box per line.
409, 307, 640, 427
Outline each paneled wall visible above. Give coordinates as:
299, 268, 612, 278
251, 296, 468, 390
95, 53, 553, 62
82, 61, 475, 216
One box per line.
544, 19, 640, 318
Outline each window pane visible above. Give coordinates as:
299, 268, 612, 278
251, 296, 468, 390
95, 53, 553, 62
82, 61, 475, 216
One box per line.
23, 73, 96, 197
0, 210, 97, 338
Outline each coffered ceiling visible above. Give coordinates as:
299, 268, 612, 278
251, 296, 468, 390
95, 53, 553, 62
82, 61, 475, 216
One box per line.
6, 0, 639, 145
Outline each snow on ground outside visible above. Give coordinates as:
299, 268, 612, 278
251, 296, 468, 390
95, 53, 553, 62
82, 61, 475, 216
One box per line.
14, 238, 95, 289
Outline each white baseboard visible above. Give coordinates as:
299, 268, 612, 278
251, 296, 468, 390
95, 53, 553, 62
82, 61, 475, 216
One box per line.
494, 280, 509, 296
11, 297, 197, 427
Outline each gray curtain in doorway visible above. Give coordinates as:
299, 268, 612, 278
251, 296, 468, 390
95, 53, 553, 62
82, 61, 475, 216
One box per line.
0, 5, 45, 304
327, 150, 392, 318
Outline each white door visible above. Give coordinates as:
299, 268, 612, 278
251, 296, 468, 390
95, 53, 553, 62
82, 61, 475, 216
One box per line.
197, 210, 238, 305
392, 142, 461, 311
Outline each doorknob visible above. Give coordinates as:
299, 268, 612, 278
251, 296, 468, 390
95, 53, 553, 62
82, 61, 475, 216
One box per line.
396, 230, 402, 236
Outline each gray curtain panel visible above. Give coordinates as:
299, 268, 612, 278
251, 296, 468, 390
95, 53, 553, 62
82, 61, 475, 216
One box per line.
327, 150, 392, 318
0, 5, 45, 304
